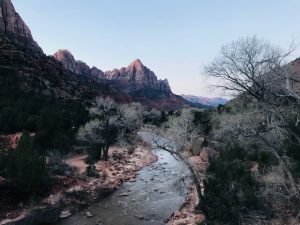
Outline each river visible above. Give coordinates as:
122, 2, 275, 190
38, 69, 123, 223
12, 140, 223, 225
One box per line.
55, 134, 189, 225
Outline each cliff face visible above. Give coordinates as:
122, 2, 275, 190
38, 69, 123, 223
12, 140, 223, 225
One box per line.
53, 49, 107, 81
53, 50, 172, 95
104, 59, 171, 94
0, 0, 42, 53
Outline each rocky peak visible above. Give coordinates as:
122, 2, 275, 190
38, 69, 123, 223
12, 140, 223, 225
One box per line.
90, 66, 105, 80
53, 49, 77, 72
104, 59, 171, 93
53, 49, 172, 94
127, 59, 144, 71
0, 0, 42, 53
53, 49, 91, 75
76, 60, 90, 75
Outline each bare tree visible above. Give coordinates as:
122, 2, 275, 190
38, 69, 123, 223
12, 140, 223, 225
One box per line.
205, 36, 299, 102
206, 36, 300, 222
77, 97, 143, 161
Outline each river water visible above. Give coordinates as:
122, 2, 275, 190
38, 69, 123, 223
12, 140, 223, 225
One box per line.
56, 135, 189, 225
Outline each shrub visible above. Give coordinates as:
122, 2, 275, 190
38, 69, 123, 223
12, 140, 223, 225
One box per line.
202, 144, 260, 224
128, 146, 136, 155
193, 110, 212, 135
1, 132, 49, 197
112, 151, 124, 161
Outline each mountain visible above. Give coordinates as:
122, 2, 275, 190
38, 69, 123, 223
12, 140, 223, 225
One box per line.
0, 0, 188, 111
53, 50, 172, 95
0, 0, 42, 53
181, 95, 228, 107
53, 49, 188, 109
104, 59, 171, 94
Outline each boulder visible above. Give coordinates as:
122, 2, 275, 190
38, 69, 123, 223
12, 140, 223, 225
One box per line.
199, 148, 217, 163
59, 210, 72, 219
85, 211, 93, 218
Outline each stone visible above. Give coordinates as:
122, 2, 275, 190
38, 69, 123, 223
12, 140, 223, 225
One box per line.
59, 210, 72, 219
199, 148, 218, 163
118, 192, 129, 197
135, 215, 145, 220
85, 211, 93, 218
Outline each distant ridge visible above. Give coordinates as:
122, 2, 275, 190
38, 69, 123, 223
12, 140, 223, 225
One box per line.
181, 94, 228, 107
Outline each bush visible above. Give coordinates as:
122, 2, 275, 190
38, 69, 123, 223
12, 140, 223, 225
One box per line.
0, 83, 88, 154
0, 132, 49, 197
202, 144, 260, 224
128, 146, 136, 155
112, 151, 124, 161
193, 110, 212, 135
34, 101, 88, 154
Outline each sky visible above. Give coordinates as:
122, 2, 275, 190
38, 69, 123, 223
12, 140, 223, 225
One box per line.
13, 0, 300, 98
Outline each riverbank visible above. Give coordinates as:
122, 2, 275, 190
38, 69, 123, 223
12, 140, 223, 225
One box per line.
0, 144, 157, 225
166, 148, 217, 225
167, 184, 204, 225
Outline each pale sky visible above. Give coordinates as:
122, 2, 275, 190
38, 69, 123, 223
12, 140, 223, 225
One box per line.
13, 0, 300, 97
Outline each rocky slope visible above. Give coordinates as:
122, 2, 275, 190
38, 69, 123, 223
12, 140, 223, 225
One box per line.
0, 0, 42, 53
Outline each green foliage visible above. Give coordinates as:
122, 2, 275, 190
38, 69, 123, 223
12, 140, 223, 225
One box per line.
203, 144, 260, 224
34, 101, 89, 153
0, 80, 88, 154
0, 132, 48, 197
286, 139, 300, 175
0, 66, 89, 154
143, 109, 168, 126
217, 104, 231, 114
193, 110, 212, 135
201, 138, 209, 147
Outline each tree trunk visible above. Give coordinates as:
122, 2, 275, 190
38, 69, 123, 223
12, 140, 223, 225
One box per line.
99, 145, 103, 160
104, 145, 109, 161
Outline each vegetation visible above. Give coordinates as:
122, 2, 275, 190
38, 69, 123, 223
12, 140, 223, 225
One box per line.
0, 75, 89, 154
149, 36, 300, 225
0, 132, 48, 197
77, 97, 143, 161
202, 143, 261, 224
201, 36, 300, 224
